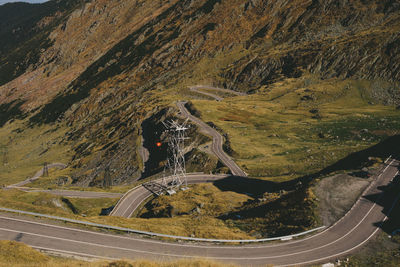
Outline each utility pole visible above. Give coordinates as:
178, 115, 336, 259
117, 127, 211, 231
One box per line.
0, 145, 7, 165
162, 118, 189, 194
43, 162, 49, 177
104, 166, 112, 188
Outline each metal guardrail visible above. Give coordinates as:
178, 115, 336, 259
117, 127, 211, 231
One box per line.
0, 207, 325, 243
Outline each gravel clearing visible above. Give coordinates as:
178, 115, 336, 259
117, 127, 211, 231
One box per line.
315, 173, 374, 226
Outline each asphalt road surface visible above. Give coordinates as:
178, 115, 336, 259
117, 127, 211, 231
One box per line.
176, 101, 247, 177
24, 189, 122, 199
189, 85, 246, 101
0, 158, 399, 266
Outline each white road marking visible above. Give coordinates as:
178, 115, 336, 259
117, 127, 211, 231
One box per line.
1, 158, 397, 264
284, 187, 400, 267
126, 190, 154, 218
0, 227, 203, 258
31, 245, 117, 261
2, 157, 396, 253
0, 214, 327, 249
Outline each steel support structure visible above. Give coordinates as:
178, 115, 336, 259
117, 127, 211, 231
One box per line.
162, 119, 189, 192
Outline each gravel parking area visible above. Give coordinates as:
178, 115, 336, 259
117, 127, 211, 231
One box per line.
315, 173, 373, 226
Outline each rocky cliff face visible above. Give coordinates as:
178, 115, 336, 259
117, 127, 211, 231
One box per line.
0, 0, 399, 186
223, 0, 400, 90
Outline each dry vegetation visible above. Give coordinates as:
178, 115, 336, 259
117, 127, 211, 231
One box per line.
0, 189, 118, 217
138, 182, 318, 239
140, 184, 251, 218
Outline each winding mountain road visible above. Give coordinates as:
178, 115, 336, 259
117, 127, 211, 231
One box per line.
111, 86, 247, 217
1, 86, 399, 265
7, 163, 67, 188
24, 189, 122, 199
5, 163, 122, 199
176, 101, 247, 177
184, 85, 247, 176
0, 157, 398, 266
189, 85, 246, 101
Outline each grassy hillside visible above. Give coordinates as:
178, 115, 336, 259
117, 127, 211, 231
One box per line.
0, 120, 72, 186
140, 182, 318, 238
189, 75, 400, 180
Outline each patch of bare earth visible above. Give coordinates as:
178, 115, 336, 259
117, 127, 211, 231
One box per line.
315, 173, 374, 226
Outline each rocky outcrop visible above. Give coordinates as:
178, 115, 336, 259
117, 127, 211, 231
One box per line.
223, 0, 400, 99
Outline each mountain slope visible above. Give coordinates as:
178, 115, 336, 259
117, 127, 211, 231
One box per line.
0, 0, 399, 186
0, 0, 86, 86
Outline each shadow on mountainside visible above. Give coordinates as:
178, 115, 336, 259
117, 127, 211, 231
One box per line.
318, 135, 400, 175
213, 176, 279, 196
286, 134, 400, 187
140, 109, 169, 179
211, 173, 304, 196
213, 135, 400, 197
216, 185, 317, 238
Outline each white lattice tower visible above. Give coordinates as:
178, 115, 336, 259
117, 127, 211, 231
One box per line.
162, 119, 189, 190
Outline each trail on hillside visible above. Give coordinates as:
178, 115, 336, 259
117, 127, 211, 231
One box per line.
6, 163, 122, 198
7, 163, 67, 188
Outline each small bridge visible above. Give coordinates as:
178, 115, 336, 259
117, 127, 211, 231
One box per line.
142, 181, 168, 196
